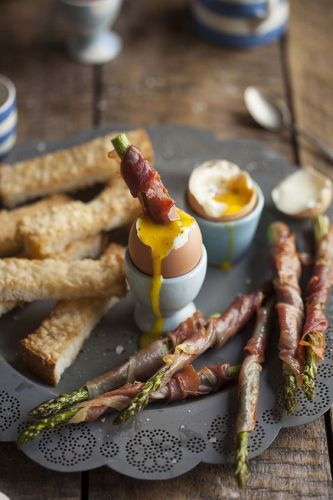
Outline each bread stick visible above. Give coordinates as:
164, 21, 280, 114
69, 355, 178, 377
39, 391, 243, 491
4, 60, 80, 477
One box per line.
0, 234, 105, 319
0, 194, 70, 257
46, 233, 104, 261
0, 129, 153, 207
20, 244, 123, 385
18, 175, 140, 258
0, 244, 126, 302
21, 296, 119, 385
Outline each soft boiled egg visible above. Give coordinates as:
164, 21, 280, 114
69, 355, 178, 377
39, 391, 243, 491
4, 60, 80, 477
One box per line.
187, 160, 257, 222
128, 208, 202, 346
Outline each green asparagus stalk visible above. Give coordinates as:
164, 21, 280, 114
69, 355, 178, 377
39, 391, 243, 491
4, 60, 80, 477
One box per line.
111, 134, 130, 159
282, 366, 298, 416
17, 406, 79, 448
29, 387, 89, 419
301, 215, 332, 400
113, 365, 170, 425
235, 432, 249, 489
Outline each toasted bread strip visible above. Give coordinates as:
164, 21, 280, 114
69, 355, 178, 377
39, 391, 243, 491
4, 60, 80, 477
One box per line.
20, 244, 124, 385
21, 296, 119, 385
42, 233, 104, 261
18, 175, 140, 258
0, 129, 153, 207
0, 234, 105, 319
0, 194, 70, 257
0, 244, 125, 302
0, 300, 23, 317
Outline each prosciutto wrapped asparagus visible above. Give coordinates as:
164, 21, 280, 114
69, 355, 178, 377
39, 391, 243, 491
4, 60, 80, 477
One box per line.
17, 362, 239, 446
30, 288, 265, 422
301, 215, 333, 400
235, 301, 272, 489
269, 222, 304, 415
115, 289, 265, 424
110, 134, 179, 224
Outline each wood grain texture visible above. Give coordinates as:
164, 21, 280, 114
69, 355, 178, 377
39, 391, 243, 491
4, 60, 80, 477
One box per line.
287, 0, 333, 177
0, 443, 80, 500
101, 0, 292, 160
0, 0, 93, 144
88, 421, 332, 499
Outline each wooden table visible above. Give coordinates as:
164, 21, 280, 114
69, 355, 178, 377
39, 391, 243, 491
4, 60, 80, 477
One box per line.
1, 1, 333, 498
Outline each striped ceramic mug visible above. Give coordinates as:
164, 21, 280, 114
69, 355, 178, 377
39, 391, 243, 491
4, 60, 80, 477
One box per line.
192, 0, 289, 47
0, 75, 17, 158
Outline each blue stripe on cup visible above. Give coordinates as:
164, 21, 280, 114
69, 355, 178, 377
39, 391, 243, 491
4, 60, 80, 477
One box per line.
0, 75, 17, 158
199, 0, 283, 19
192, 0, 289, 48
194, 18, 287, 47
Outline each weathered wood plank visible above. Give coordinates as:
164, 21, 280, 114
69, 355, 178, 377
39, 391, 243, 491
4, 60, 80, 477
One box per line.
287, 0, 333, 177
0, 0, 94, 145
88, 421, 332, 499
100, 0, 292, 160
0, 1, 92, 497
0, 443, 80, 500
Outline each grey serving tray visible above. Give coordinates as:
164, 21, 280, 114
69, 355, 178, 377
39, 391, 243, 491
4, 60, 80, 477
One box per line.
1, 124, 333, 480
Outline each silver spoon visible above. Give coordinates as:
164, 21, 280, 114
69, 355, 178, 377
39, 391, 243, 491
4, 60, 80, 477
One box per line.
244, 86, 333, 163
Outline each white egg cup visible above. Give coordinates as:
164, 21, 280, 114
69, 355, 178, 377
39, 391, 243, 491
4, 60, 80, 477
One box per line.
125, 246, 207, 334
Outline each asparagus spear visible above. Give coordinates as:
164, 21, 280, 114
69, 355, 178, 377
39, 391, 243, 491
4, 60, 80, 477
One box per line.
18, 363, 239, 446
114, 290, 265, 425
301, 215, 333, 400
268, 222, 303, 415
235, 301, 272, 489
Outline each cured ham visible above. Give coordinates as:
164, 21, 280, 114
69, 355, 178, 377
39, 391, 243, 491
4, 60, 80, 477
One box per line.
69, 363, 238, 424
301, 216, 333, 399
110, 134, 179, 224
235, 302, 272, 489
269, 221, 303, 414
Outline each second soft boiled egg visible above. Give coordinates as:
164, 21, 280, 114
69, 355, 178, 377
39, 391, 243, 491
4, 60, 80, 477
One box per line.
128, 208, 202, 278
187, 160, 257, 222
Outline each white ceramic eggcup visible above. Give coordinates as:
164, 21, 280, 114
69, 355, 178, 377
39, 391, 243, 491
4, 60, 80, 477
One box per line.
125, 246, 207, 334
0, 75, 17, 158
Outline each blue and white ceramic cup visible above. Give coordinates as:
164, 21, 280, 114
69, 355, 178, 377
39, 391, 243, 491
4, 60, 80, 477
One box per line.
192, 0, 289, 48
187, 183, 264, 268
0, 75, 16, 158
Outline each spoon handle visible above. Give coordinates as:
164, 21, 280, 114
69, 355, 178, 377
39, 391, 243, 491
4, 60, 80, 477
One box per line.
293, 125, 333, 163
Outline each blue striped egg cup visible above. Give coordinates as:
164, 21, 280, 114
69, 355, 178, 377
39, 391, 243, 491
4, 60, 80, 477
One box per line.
192, 0, 289, 48
0, 75, 16, 158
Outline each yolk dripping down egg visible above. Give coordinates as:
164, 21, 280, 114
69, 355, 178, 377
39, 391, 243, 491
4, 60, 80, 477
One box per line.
128, 208, 203, 347
188, 160, 257, 222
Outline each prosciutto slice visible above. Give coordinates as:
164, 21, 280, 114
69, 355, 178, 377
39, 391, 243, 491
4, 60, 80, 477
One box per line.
236, 303, 271, 433
70, 363, 236, 424
113, 144, 179, 224
300, 226, 333, 361
270, 222, 304, 380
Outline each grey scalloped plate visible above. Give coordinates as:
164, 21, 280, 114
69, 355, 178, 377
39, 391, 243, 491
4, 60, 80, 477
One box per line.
1, 125, 333, 480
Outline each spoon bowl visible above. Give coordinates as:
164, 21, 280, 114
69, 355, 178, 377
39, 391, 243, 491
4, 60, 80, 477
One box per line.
244, 86, 291, 131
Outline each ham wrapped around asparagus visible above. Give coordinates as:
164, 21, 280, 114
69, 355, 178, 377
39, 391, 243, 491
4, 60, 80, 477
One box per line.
28, 287, 266, 434
17, 362, 239, 446
115, 289, 265, 425
269, 222, 304, 415
301, 215, 333, 400
235, 301, 272, 489
110, 134, 179, 224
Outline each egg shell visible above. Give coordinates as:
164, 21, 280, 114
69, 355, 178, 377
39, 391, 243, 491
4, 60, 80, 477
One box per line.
128, 219, 203, 278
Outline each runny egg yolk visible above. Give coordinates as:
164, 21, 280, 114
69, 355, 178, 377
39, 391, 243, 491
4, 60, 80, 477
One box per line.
137, 208, 195, 348
214, 175, 253, 216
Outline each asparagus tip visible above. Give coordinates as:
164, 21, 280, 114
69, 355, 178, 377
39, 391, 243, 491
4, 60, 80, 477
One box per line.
111, 134, 130, 159
29, 387, 89, 419
283, 373, 297, 416
302, 347, 317, 401
235, 431, 249, 490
